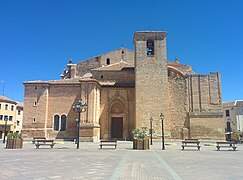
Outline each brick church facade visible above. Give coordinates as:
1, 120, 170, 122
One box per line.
22, 31, 225, 141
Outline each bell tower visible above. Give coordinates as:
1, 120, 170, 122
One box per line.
134, 31, 168, 128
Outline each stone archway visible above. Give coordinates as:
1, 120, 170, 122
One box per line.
110, 99, 126, 140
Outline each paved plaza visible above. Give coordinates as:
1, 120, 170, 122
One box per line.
0, 140, 243, 180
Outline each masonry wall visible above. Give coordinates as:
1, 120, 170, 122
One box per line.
134, 32, 169, 134
99, 87, 135, 140
23, 81, 101, 141
189, 114, 225, 139
47, 84, 81, 139
77, 49, 134, 77
188, 72, 222, 112
22, 83, 49, 137
187, 72, 224, 139
168, 77, 189, 139
92, 68, 135, 86
99, 48, 134, 66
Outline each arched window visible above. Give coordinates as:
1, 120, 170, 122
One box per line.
60, 115, 67, 131
106, 58, 110, 65
54, 115, 60, 131
146, 39, 154, 55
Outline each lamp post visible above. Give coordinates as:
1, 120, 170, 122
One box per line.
3, 116, 8, 143
150, 117, 153, 145
72, 99, 87, 149
160, 113, 165, 150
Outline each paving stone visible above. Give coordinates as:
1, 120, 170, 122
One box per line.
0, 140, 243, 179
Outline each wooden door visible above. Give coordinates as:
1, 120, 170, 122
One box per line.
111, 117, 123, 139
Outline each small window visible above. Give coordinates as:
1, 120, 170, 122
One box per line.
54, 115, 60, 131
121, 50, 124, 54
4, 115, 8, 121
147, 39, 154, 56
106, 58, 110, 65
0, 103, 1, 109
18, 110, 21, 115
17, 120, 20, 126
101, 75, 104, 79
5, 104, 8, 110
226, 110, 230, 117
9, 116, 13, 121
34, 86, 37, 90
0, 115, 3, 120
60, 115, 67, 131
11, 105, 14, 111
33, 118, 36, 123
34, 101, 37, 106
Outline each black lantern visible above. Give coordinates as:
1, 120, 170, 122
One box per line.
160, 113, 165, 150
150, 117, 153, 145
72, 99, 87, 149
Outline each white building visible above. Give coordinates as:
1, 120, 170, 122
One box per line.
15, 102, 23, 133
223, 100, 243, 132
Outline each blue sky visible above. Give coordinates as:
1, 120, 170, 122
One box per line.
0, 0, 242, 102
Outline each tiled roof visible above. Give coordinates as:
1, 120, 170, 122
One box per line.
24, 78, 80, 84
0, 96, 17, 104
223, 100, 243, 107
24, 78, 100, 85
16, 102, 24, 107
92, 61, 133, 71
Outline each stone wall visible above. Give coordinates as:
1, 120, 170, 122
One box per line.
187, 72, 224, 139
47, 84, 81, 139
187, 72, 222, 112
23, 80, 101, 142
22, 83, 49, 138
168, 77, 189, 139
99, 48, 134, 66
92, 68, 135, 87
189, 113, 225, 139
77, 48, 134, 77
134, 32, 169, 136
99, 87, 135, 140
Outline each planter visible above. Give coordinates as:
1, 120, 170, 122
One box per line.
133, 139, 149, 150
6, 138, 23, 149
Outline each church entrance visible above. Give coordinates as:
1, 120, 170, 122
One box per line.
111, 117, 123, 139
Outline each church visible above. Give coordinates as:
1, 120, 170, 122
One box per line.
22, 31, 225, 141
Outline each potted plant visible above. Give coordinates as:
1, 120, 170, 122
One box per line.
6, 132, 23, 149
131, 127, 149, 150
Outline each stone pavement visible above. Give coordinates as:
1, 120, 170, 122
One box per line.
0, 140, 243, 180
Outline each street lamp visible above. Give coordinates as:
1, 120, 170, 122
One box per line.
150, 117, 153, 145
3, 116, 8, 143
72, 99, 87, 149
160, 113, 165, 150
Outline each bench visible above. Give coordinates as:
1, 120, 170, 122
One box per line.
35, 140, 55, 149
216, 141, 237, 151
100, 140, 117, 149
181, 139, 201, 150
32, 137, 46, 144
